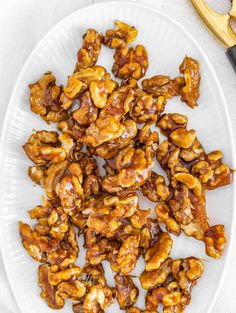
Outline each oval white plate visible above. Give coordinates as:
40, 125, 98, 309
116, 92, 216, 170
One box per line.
0, 1, 235, 313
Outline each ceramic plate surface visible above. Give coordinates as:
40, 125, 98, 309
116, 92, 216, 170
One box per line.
0, 1, 235, 313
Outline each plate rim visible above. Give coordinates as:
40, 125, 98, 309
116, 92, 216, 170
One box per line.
0, 1, 235, 313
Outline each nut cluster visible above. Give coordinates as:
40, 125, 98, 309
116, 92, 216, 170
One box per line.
20, 20, 232, 312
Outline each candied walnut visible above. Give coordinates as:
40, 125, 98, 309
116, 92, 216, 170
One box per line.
48, 267, 82, 285
48, 225, 79, 269
89, 79, 118, 108
47, 206, 69, 241
179, 56, 201, 108
100, 85, 134, 120
83, 284, 114, 312
83, 174, 101, 198
180, 138, 204, 162
28, 165, 47, 186
61, 66, 107, 110
75, 29, 102, 71
142, 75, 184, 99
102, 145, 155, 192
157, 113, 188, 137
82, 86, 134, 147
92, 119, 137, 159
142, 172, 171, 202
172, 257, 204, 296
29, 199, 55, 220
168, 183, 197, 225
45, 160, 69, 198
130, 208, 150, 229
138, 123, 159, 149
170, 128, 196, 149
86, 238, 118, 265
191, 151, 232, 190
29, 72, 67, 123
140, 258, 173, 290
57, 163, 84, 214
38, 263, 63, 309
115, 273, 139, 309
146, 286, 181, 310
103, 20, 138, 49
87, 213, 121, 238
104, 191, 138, 218
110, 234, 140, 274
112, 45, 148, 80
19, 221, 58, 262
56, 280, 86, 304
130, 89, 161, 124
72, 91, 98, 126
156, 140, 190, 188
204, 225, 226, 259
39, 263, 86, 309
155, 203, 180, 236
23, 131, 67, 165
145, 232, 173, 271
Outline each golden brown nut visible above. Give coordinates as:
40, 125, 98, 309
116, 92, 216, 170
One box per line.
146, 287, 182, 310
86, 239, 118, 265
115, 273, 139, 309
103, 20, 138, 49
72, 91, 98, 126
23, 131, 67, 165
180, 138, 204, 163
112, 45, 148, 80
204, 225, 226, 259
157, 113, 188, 137
191, 151, 232, 190
155, 203, 180, 236
172, 257, 204, 293
82, 86, 134, 147
60, 66, 107, 110
48, 224, 79, 269
169, 182, 208, 240
130, 208, 150, 229
38, 263, 63, 309
75, 29, 102, 71
87, 213, 121, 238
179, 56, 201, 108
138, 123, 159, 149
140, 258, 173, 290
92, 119, 137, 159
89, 79, 118, 108
57, 162, 84, 214
130, 88, 161, 123
156, 140, 188, 186
110, 234, 140, 274
19, 221, 58, 262
142, 172, 171, 202
142, 75, 184, 99
48, 267, 82, 285
28, 165, 47, 186
83, 284, 114, 312
55, 280, 86, 304
169, 128, 196, 149
145, 232, 173, 271
29, 72, 67, 123
102, 145, 155, 192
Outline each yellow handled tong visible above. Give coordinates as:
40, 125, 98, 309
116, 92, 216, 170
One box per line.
190, 0, 236, 72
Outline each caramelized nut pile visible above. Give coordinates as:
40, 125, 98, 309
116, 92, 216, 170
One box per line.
20, 20, 233, 312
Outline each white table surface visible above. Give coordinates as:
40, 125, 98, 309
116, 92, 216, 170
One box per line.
0, 0, 236, 312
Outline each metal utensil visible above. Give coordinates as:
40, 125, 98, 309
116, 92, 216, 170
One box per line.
190, 0, 236, 73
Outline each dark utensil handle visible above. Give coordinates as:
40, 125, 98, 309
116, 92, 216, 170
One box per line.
226, 44, 236, 73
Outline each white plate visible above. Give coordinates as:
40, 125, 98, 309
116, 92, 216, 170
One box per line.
0, 1, 235, 313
